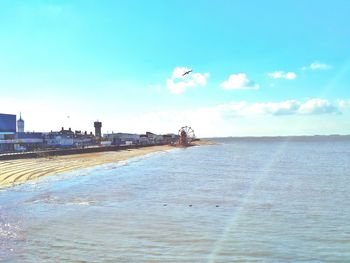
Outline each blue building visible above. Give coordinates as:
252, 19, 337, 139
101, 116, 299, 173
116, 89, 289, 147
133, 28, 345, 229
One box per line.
0, 113, 17, 152
0, 113, 16, 133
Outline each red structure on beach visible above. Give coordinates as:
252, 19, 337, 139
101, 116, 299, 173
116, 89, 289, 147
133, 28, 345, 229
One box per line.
178, 126, 195, 146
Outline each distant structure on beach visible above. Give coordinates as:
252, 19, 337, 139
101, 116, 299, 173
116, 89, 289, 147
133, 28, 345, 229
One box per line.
94, 121, 102, 139
103, 132, 178, 146
178, 126, 196, 146
17, 113, 24, 133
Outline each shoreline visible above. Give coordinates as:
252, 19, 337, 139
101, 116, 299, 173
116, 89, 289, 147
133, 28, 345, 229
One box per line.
0, 140, 214, 189
0, 145, 174, 189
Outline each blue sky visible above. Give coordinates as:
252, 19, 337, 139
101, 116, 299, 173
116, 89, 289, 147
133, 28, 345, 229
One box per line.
0, 0, 349, 136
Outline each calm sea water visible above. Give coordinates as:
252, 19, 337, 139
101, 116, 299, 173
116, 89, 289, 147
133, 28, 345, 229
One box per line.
1, 137, 350, 262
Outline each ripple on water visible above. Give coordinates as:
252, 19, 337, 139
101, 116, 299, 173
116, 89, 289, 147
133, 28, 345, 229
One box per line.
0, 214, 25, 261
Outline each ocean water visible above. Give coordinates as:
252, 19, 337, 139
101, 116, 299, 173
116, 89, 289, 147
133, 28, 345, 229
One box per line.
1, 137, 350, 262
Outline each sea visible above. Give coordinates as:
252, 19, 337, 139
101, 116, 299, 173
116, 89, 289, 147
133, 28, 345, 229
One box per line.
1, 137, 350, 262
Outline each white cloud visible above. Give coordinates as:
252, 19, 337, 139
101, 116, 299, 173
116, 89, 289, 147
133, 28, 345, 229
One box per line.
268, 71, 296, 80
298, 98, 339, 115
215, 100, 298, 117
125, 98, 342, 130
302, 62, 332, 71
109, 98, 346, 137
171, 67, 190, 79
337, 99, 350, 110
214, 98, 340, 117
166, 67, 209, 94
220, 73, 259, 90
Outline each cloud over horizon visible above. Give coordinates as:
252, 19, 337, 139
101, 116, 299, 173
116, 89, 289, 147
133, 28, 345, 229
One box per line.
3, 96, 346, 137
126, 98, 345, 128
110, 98, 347, 137
302, 61, 332, 71
268, 71, 297, 80
217, 98, 340, 117
166, 67, 209, 94
220, 73, 259, 90
337, 99, 350, 110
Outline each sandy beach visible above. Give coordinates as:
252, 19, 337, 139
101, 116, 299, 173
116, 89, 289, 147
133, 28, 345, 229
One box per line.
0, 145, 175, 188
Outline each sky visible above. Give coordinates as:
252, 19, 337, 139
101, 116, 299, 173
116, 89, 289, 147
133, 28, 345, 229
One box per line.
0, 0, 349, 137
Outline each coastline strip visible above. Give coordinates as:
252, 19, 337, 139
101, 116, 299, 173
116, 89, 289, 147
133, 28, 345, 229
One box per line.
0, 145, 174, 188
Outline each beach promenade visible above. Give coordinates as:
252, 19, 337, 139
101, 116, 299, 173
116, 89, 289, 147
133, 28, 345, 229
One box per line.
0, 145, 173, 188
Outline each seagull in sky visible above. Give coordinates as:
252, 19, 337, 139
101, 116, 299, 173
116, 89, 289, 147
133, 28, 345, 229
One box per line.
182, 69, 193, 76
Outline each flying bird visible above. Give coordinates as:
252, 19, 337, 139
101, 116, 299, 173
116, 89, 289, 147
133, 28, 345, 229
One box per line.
182, 69, 193, 76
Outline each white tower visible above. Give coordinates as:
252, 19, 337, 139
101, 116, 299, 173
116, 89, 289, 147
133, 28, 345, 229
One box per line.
17, 113, 24, 133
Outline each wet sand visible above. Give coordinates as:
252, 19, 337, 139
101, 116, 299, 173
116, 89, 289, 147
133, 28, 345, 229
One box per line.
0, 145, 174, 188
0, 140, 214, 188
